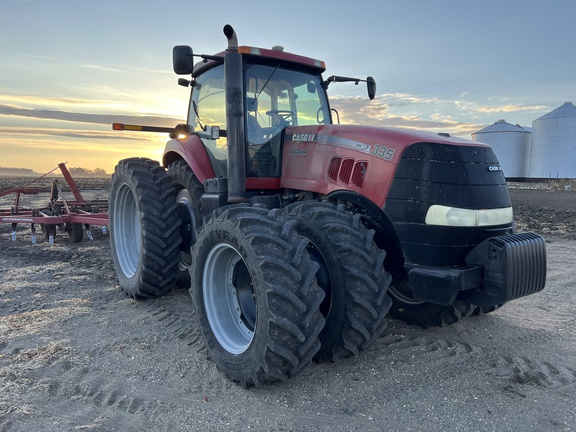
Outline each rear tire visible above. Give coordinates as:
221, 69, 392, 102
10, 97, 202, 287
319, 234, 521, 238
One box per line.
167, 160, 204, 288
283, 202, 392, 362
191, 206, 325, 387
388, 280, 476, 328
109, 158, 181, 298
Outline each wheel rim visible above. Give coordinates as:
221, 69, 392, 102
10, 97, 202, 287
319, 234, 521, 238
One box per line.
203, 243, 256, 354
113, 183, 141, 278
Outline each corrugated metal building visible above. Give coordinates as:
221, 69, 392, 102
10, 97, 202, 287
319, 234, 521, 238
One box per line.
528, 101, 576, 179
472, 119, 531, 178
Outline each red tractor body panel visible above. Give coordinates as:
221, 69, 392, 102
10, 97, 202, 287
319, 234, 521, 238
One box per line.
280, 125, 490, 207
163, 135, 216, 182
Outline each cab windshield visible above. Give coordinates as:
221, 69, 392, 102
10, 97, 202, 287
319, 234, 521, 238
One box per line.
244, 63, 330, 177
245, 63, 330, 145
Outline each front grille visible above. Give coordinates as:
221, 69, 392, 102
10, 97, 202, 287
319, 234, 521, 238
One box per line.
338, 158, 354, 183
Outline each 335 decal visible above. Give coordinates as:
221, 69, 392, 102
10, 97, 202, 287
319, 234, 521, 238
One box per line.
371, 144, 395, 161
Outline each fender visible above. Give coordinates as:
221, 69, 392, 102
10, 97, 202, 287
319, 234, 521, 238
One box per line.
163, 135, 215, 182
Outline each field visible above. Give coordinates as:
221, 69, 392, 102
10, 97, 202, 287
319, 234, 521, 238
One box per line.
1, 178, 575, 431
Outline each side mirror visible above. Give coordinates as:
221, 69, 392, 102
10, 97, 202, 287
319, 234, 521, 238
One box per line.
204, 125, 220, 140
366, 76, 376, 100
173, 45, 194, 75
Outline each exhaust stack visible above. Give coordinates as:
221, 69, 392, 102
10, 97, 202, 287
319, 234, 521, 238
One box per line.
223, 24, 238, 51
223, 25, 247, 203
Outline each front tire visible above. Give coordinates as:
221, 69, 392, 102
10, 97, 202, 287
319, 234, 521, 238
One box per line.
283, 202, 392, 362
109, 158, 181, 298
191, 206, 325, 387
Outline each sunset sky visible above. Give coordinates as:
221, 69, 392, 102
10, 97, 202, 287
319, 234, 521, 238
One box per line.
1, 0, 574, 174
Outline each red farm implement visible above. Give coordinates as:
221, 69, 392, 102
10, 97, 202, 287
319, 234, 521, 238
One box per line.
0, 163, 109, 244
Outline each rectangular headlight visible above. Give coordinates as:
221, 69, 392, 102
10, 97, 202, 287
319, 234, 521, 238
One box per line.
425, 205, 513, 227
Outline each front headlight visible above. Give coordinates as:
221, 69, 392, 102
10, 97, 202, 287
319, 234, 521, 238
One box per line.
425, 205, 513, 227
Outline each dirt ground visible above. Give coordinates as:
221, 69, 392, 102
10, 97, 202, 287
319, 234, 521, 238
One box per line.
1, 179, 575, 431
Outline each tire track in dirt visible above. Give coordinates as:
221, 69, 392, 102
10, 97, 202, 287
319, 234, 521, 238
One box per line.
374, 327, 481, 373
379, 330, 477, 359
373, 322, 576, 393
142, 297, 204, 351
483, 355, 576, 389
17, 289, 234, 430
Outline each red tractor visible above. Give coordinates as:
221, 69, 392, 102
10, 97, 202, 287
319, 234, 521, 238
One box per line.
109, 25, 546, 387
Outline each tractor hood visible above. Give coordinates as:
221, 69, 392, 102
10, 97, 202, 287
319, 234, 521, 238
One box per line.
280, 124, 494, 208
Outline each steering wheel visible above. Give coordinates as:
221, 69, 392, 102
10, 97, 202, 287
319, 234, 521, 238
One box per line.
266, 110, 295, 126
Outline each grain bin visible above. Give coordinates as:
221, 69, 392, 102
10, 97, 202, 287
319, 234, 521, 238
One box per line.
528, 102, 576, 179
472, 119, 531, 178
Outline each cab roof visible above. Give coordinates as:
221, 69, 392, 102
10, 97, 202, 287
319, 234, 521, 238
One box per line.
193, 45, 326, 77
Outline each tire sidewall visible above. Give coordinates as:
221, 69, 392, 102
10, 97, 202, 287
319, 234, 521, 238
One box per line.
109, 164, 144, 296
190, 218, 273, 379
291, 216, 347, 344
109, 158, 181, 298
283, 201, 392, 361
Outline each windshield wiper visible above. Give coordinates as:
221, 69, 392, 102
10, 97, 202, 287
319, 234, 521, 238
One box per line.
255, 64, 280, 101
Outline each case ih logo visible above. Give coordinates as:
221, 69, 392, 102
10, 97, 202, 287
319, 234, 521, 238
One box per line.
291, 133, 316, 142
487, 165, 502, 172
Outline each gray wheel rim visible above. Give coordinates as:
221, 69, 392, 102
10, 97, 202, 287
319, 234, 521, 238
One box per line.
113, 183, 141, 278
203, 243, 256, 354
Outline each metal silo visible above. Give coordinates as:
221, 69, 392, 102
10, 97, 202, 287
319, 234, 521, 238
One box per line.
472, 119, 531, 179
529, 102, 576, 179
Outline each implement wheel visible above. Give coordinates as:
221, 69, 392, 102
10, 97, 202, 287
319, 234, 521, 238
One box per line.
191, 206, 325, 387
40, 209, 56, 241
283, 202, 392, 362
68, 223, 84, 243
109, 158, 181, 298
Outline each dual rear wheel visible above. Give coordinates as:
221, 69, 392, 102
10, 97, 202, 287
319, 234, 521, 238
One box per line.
190, 202, 393, 385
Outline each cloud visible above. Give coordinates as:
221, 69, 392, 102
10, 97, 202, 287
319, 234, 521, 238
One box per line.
0, 93, 125, 108
329, 92, 550, 136
329, 94, 478, 134
0, 126, 142, 141
476, 103, 548, 114
0, 104, 183, 128
81, 64, 122, 73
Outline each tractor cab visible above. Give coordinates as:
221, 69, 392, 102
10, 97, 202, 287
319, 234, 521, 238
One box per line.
183, 55, 331, 179
172, 30, 374, 194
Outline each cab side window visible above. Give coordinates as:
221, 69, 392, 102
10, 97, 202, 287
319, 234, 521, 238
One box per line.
190, 65, 228, 173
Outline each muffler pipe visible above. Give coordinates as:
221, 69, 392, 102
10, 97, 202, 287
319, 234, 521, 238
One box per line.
223, 24, 247, 202
223, 24, 238, 52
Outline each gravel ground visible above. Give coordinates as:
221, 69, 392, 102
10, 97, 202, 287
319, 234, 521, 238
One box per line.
1, 179, 575, 431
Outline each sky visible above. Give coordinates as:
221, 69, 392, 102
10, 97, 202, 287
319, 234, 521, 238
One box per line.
1, 0, 575, 174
